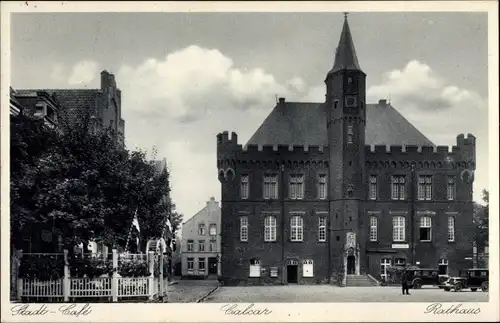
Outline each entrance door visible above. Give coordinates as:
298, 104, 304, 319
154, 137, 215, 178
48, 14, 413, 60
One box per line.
287, 265, 298, 284
347, 256, 356, 275
438, 259, 448, 275
208, 257, 218, 275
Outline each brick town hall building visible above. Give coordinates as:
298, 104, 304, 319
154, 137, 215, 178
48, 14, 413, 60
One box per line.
216, 16, 476, 286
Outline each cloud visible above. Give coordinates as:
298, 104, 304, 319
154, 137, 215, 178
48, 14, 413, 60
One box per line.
117, 45, 305, 219
117, 45, 304, 123
68, 60, 100, 86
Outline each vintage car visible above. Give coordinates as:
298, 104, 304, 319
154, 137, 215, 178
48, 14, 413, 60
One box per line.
407, 268, 449, 289
443, 268, 489, 292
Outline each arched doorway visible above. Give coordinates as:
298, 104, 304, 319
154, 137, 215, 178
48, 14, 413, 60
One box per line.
347, 255, 356, 275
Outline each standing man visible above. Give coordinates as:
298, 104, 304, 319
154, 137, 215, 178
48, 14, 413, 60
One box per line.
401, 269, 410, 295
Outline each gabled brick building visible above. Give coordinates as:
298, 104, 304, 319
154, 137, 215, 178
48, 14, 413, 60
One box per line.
216, 16, 475, 286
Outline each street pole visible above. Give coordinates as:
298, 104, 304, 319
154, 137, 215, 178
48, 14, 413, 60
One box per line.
410, 163, 416, 266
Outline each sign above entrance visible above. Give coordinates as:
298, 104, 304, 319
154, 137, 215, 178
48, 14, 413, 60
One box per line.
392, 243, 409, 249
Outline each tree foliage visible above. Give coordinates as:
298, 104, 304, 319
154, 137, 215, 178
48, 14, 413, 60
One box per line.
473, 189, 489, 249
10, 113, 174, 252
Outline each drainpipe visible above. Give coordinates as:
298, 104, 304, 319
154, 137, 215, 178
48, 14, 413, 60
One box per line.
410, 163, 416, 265
280, 163, 286, 285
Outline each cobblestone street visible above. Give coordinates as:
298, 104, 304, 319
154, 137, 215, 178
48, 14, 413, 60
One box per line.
202, 285, 489, 303
166, 279, 219, 303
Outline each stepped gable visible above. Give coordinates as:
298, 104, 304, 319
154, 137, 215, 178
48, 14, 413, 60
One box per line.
246, 99, 435, 147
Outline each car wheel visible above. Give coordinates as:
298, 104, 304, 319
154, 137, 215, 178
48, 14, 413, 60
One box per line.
481, 282, 489, 292
454, 282, 463, 292
444, 287, 450, 292
471, 288, 477, 292
413, 281, 422, 289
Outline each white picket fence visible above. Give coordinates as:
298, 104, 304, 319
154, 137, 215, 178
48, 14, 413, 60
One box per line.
16, 250, 168, 302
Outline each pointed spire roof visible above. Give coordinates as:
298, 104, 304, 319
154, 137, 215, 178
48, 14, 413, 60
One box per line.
328, 13, 363, 75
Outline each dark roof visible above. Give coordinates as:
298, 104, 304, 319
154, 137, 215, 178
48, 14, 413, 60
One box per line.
328, 16, 363, 75
246, 101, 435, 147
16, 89, 100, 125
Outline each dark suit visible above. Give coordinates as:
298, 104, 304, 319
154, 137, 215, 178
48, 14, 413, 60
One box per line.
401, 271, 410, 295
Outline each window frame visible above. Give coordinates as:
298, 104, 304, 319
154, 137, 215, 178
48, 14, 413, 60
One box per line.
369, 216, 378, 242
347, 125, 354, 144
209, 223, 217, 236
240, 216, 248, 242
263, 174, 278, 199
289, 174, 305, 200
418, 175, 433, 201
448, 216, 455, 242
187, 257, 194, 271
419, 216, 432, 242
240, 174, 249, 200
198, 223, 206, 236
302, 259, 314, 277
369, 175, 377, 200
249, 259, 261, 277
391, 175, 406, 200
318, 174, 327, 200
264, 215, 277, 242
290, 215, 304, 242
209, 239, 216, 252
187, 240, 194, 252
318, 216, 327, 242
198, 240, 205, 252
198, 257, 206, 273
392, 216, 406, 242
447, 176, 456, 201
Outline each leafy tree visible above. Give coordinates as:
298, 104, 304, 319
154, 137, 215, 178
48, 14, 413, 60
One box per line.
473, 190, 489, 249
10, 113, 174, 253
170, 209, 184, 235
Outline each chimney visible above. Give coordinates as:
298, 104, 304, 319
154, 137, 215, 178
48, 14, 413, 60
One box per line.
207, 197, 216, 205
278, 97, 285, 105
378, 99, 387, 106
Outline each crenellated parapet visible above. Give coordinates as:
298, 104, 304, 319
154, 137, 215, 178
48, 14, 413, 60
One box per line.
216, 131, 329, 176
365, 133, 476, 170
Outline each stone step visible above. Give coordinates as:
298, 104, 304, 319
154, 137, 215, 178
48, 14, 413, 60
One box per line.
346, 275, 378, 287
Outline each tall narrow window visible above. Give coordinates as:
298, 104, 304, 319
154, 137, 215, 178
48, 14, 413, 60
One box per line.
264, 215, 277, 242
263, 174, 278, 199
198, 258, 206, 274
187, 240, 194, 252
419, 216, 432, 241
290, 215, 304, 242
448, 216, 455, 242
187, 258, 194, 271
318, 174, 327, 199
249, 259, 261, 277
240, 175, 249, 199
318, 216, 327, 242
391, 175, 406, 200
347, 125, 353, 144
369, 216, 378, 242
198, 224, 206, 235
289, 174, 304, 199
447, 176, 455, 200
392, 216, 405, 242
380, 258, 391, 281
209, 240, 216, 252
209, 224, 217, 236
198, 240, 205, 252
369, 175, 377, 200
240, 216, 248, 242
418, 175, 433, 200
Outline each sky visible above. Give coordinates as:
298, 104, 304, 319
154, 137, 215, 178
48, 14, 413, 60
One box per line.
10, 12, 489, 222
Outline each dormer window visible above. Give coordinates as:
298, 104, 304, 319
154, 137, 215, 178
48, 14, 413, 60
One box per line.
347, 76, 353, 84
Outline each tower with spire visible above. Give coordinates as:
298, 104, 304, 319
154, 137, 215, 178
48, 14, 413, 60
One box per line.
326, 13, 367, 278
